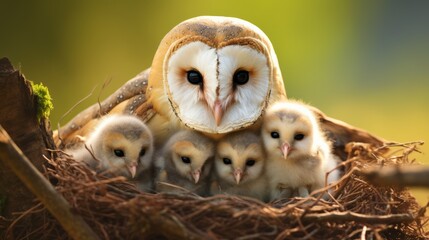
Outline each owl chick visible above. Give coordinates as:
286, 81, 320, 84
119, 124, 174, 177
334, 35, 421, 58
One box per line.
262, 101, 340, 201
155, 130, 215, 196
211, 131, 269, 202
66, 115, 154, 190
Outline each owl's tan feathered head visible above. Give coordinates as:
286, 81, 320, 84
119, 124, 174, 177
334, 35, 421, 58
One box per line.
148, 16, 286, 134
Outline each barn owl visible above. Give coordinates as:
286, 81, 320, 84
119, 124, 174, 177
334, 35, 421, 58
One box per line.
66, 115, 154, 190
261, 101, 340, 201
56, 16, 285, 148
155, 130, 215, 196
211, 131, 269, 202
56, 16, 385, 160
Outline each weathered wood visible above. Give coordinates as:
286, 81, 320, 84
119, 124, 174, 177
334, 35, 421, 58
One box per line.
0, 57, 56, 218
301, 211, 414, 224
0, 126, 100, 240
361, 165, 429, 188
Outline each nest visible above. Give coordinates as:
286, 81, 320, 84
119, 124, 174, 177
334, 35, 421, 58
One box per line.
2, 141, 428, 239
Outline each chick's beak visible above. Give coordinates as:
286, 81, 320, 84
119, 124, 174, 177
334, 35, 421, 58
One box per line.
233, 168, 243, 184
213, 100, 223, 126
128, 163, 138, 179
192, 169, 201, 184
281, 142, 290, 159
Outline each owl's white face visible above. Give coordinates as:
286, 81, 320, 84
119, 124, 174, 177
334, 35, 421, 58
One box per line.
165, 41, 270, 133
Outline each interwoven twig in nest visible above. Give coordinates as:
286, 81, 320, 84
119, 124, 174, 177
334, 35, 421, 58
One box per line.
2, 142, 428, 239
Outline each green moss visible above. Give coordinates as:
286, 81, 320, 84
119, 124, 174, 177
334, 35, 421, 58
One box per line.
30, 81, 54, 121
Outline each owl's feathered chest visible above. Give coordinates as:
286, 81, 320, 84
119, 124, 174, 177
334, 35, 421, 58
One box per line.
215, 176, 269, 200
266, 154, 325, 188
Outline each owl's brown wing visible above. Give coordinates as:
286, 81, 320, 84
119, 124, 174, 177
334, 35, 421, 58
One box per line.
310, 106, 387, 161
54, 68, 155, 148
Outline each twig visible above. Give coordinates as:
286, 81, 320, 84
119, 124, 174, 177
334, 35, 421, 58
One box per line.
361, 225, 368, 240
57, 85, 98, 143
97, 77, 112, 117
360, 165, 429, 188
0, 126, 100, 240
301, 211, 414, 224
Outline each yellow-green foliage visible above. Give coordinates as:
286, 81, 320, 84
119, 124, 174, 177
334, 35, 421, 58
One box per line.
31, 82, 54, 121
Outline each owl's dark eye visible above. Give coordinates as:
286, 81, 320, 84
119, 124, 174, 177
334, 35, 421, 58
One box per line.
246, 159, 256, 166
181, 156, 191, 164
114, 149, 125, 157
223, 158, 232, 165
233, 70, 249, 85
294, 133, 305, 141
187, 70, 203, 85
139, 148, 146, 157
270, 131, 280, 139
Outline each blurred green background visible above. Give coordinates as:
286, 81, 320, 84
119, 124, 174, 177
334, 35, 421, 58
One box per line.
1, 1, 428, 203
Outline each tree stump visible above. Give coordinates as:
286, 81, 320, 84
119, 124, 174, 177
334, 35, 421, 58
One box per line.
0, 57, 56, 218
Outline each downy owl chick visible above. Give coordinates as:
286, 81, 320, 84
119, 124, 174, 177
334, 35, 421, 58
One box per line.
211, 131, 269, 201
262, 101, 340, 201
155, 130, 215, 196
66, 115, 154, 191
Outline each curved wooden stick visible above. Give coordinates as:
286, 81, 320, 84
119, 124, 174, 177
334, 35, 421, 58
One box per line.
301, 211, 414, 224
360, 165, 429, 188
0, 126, 99, 240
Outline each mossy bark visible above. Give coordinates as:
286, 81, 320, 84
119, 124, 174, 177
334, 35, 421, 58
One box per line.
0, 57, 56, 218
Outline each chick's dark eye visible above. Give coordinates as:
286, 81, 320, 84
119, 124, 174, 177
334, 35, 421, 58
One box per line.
233, 70, 249, 85
246, 159, 256, 166
270, 131, 280, 139
294, 133, 305, 141
187, 70, 203, 85
114, 149, 125, 157
181, 156, 191, 164
139, 148, 146, 157
223, 158, 232, 165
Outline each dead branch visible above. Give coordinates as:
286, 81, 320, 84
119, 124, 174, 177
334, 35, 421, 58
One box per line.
301, 211, 414, 224
360, 165, 429, 188
0, 126, 99, 240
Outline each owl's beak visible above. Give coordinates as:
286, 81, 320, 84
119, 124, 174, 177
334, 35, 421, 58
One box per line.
281, 142, 290, 159
192, 169, 201, 184
233, 168, 243, 184
213, 100, 223, 126
128, 163, 138, 178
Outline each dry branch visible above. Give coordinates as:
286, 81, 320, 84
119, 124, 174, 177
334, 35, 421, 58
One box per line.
0, 126, 99, 240
302, 211, 414, 224
361, 165, 429, 188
